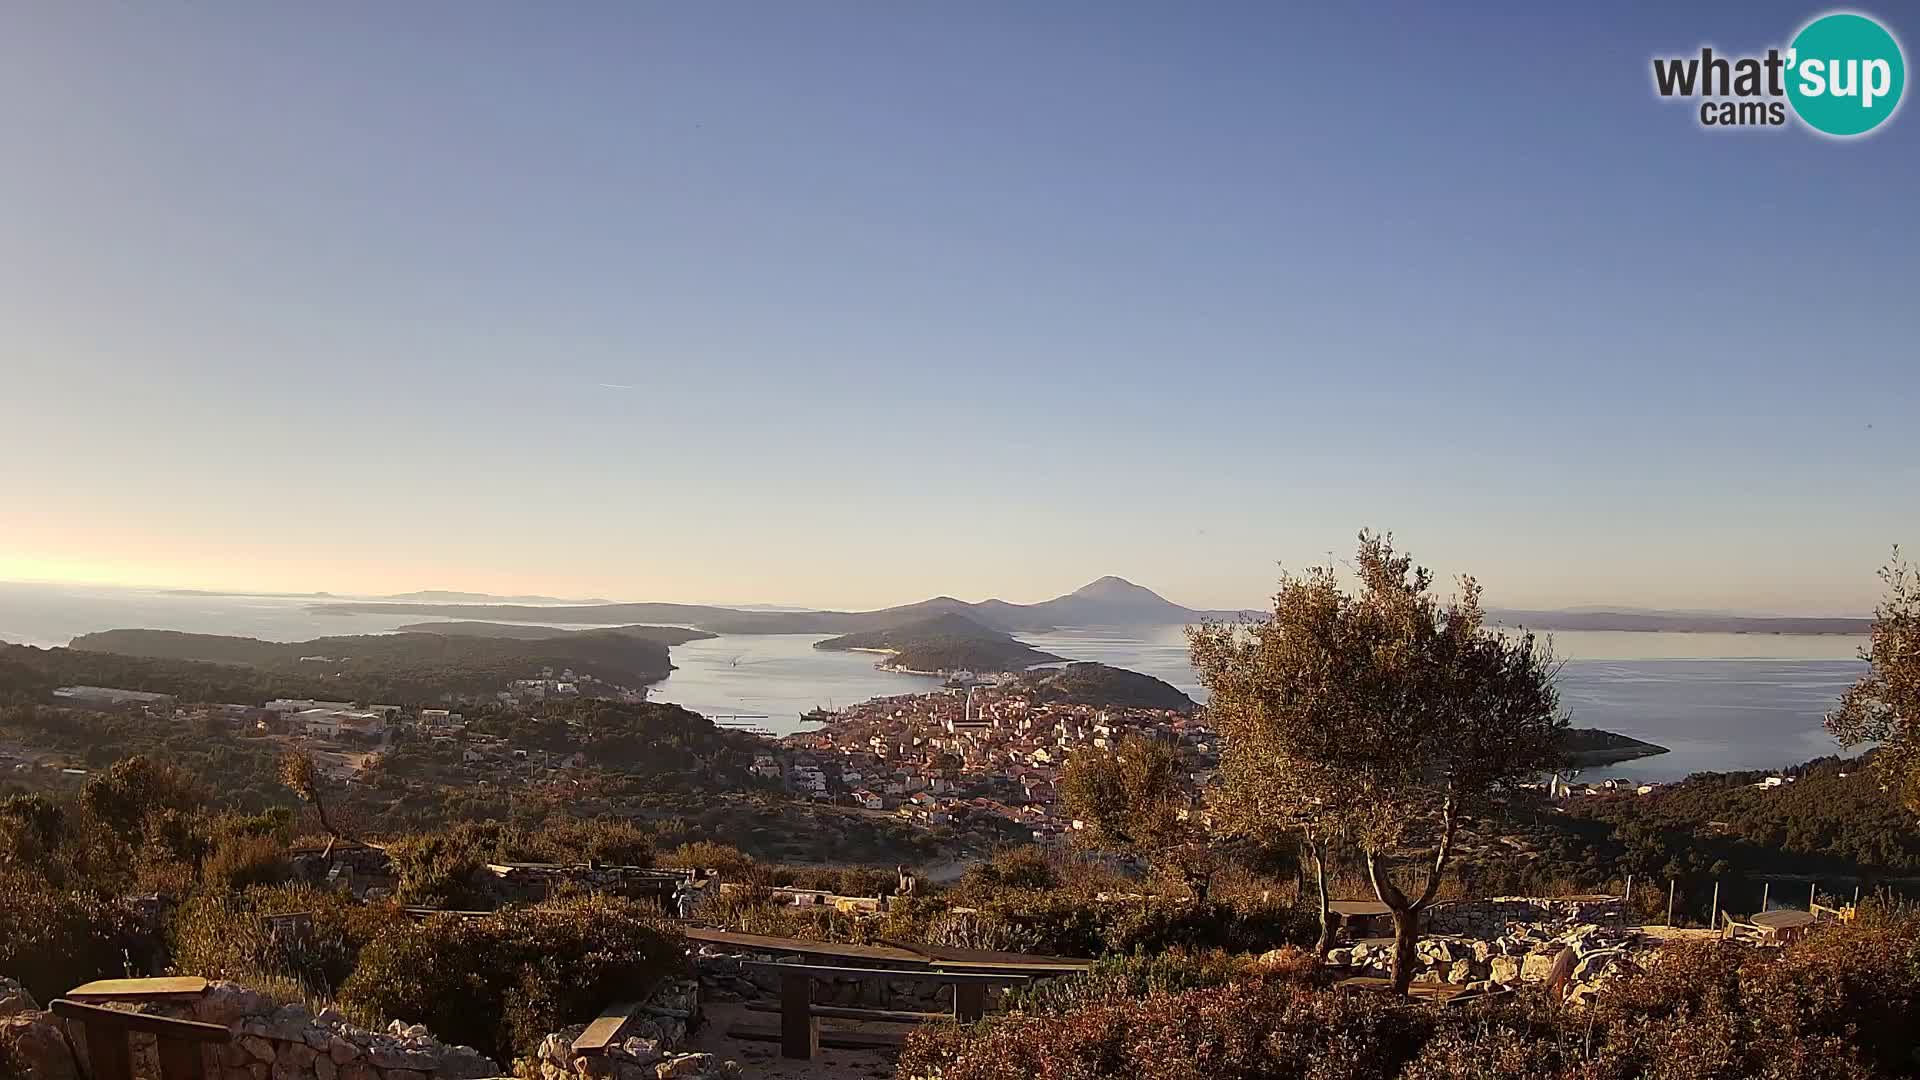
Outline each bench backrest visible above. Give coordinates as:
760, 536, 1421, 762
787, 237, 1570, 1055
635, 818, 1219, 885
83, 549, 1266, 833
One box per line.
51, 999, 231, 1080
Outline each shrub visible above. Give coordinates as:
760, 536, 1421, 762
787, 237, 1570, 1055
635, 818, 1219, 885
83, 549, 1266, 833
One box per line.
0, 870, 147, 1003
900, 980, 1429, 1080
171, 885, 409, 1000
337, 894, 684, 1061
1002, 949, 1278, 1015
658, 841, 755, 881
199, 834, 295, 894
962, 846, 1060, 891
386, 828, 494, 909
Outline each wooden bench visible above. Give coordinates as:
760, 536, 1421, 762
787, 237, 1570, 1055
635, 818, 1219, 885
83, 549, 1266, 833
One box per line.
571, 999, 646, 1056
735, 962, 1028, 1060
51, 999, 231, 1080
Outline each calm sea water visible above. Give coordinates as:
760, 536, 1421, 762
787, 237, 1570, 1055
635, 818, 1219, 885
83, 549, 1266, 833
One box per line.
0, 583, 1869, 780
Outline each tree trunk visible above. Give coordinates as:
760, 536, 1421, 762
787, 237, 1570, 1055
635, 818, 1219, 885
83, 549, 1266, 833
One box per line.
1312, 843, 1334, 958
1389, 906, 1420, 995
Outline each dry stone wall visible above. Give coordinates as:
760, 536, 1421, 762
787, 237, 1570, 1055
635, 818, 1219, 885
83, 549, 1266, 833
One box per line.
0, 977, 499, 1080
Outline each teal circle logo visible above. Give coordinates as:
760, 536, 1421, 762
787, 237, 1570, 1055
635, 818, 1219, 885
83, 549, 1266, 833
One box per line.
1787, 12, 1905, 136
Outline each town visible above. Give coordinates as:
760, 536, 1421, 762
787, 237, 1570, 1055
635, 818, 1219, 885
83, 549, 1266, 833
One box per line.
775, 682, 1219, 840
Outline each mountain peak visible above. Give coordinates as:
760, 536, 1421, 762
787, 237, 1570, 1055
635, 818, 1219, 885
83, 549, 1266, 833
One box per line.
1072, 575, 1158, 597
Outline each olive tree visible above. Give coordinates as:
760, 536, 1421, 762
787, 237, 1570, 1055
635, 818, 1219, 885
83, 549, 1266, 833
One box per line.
1828, 549, 1920, 815
1059, 732, 1215, 899
1190, 531, 1564, 993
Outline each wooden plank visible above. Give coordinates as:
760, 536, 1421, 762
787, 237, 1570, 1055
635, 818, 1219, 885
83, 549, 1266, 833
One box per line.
78, 1020, 133, 1080
50, 1001, 233, 1043
953, 982, 986, 1024
684, 927, 928, 966
780, 972, 819, 1061
66, 977, 208, 1001
741, 962, 1026, 985
571, 1001, 642, 1054
744, 1002, 947, 1025
157, 1037, 209, 1080
726, 1026, 907, 1052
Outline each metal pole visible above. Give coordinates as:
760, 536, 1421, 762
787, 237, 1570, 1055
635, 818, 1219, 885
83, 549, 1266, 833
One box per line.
1666, 879, 1676, 927
1711, 881, 1720, 928
1625, 874, 1633, 906
1761, 882, 1770, 912
1810, 882, 1817, 910
1854, 884, 1862, 907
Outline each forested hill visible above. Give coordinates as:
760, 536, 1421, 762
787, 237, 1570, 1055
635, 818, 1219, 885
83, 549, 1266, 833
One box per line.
813, 614, 1065, 673
1009, 662, 1197, 712
1560, 728, 1669, 767
53, 628, 674, 702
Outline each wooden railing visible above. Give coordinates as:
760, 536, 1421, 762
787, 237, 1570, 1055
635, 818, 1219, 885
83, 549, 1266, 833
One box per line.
735, 962, 1029, 1060
50, 999, 231, 1080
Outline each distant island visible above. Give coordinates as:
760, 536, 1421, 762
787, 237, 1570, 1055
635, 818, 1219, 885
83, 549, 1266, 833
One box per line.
64, 627, 676, 702
1560, 728, 1670, 768
1008, 662, 1197, 713
393, 621, 713, 645
1490, 610, 1870, 635
310, 576, 1254, 634
812, 614, 1065, 675
310, 578, 1870, 637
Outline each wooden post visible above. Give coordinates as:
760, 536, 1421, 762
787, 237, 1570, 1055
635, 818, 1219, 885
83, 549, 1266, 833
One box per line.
1761, 882, 1770, 912
779, 972, 819, 1061
51, 1000, 228, 1080
1854, 885, 1862, 907
1710, 881, 1720, 929
1666, 880, 1676, 927
954, 981, 987, 1023
1624, 874, 1633, 907
157, 1039, 208, 1080
1810, 882, 1817, 910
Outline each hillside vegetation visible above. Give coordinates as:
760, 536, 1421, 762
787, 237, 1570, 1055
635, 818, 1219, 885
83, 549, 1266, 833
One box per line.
813, 614, 1065, 673
64, 628, 673, 701
1010, 661, 1197, 712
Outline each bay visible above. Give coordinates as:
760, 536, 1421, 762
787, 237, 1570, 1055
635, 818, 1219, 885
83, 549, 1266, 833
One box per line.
0, 583, 1871, 779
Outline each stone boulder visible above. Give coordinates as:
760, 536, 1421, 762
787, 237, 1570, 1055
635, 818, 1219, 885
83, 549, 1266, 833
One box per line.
0, 1007, 78, 1080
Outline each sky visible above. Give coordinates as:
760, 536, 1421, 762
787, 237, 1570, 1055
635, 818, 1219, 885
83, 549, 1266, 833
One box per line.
0, 2, 1914, 616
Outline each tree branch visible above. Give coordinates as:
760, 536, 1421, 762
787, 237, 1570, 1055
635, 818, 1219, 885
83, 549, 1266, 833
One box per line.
1412, 793, 1459, 911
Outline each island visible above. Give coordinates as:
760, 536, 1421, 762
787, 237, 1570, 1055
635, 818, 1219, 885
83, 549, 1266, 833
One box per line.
812, 614, 1064, 675
1006, 662, 1197, 713
63, 628, 677, 702
1560, 728, 1670, 768
393, 621, 714, 645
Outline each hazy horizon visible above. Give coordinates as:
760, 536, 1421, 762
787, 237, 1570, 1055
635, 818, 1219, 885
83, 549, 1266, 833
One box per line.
0, 572, 1877, 621
3, 3, 1914, 617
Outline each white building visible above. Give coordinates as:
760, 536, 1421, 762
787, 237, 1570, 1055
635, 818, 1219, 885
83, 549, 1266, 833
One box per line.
291, 708, 387, 739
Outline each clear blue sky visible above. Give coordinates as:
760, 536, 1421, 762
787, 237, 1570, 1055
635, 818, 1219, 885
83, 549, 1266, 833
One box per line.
1, 2, 1913, 614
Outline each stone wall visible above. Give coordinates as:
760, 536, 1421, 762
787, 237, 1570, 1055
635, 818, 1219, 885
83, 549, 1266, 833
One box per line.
0, 977, 499, 1080
1424, 896, 1626, 937
1329, 896, 1654, 1003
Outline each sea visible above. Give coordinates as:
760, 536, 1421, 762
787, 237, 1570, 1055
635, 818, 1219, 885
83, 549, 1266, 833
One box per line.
0, 582, 1870, 784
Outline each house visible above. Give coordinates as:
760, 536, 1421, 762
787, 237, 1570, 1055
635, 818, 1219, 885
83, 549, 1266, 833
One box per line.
851, 790, 885, 811
294, 709, 388, 739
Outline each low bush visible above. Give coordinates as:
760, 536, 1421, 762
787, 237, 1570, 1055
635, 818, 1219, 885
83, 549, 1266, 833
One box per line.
170, 884, 408, 1000
0, 870, 149, 1003
904, 912, 1920, 1080
658, 840, 756, 881
900, 980, 1430, 1080
336, 894, 684, 1062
